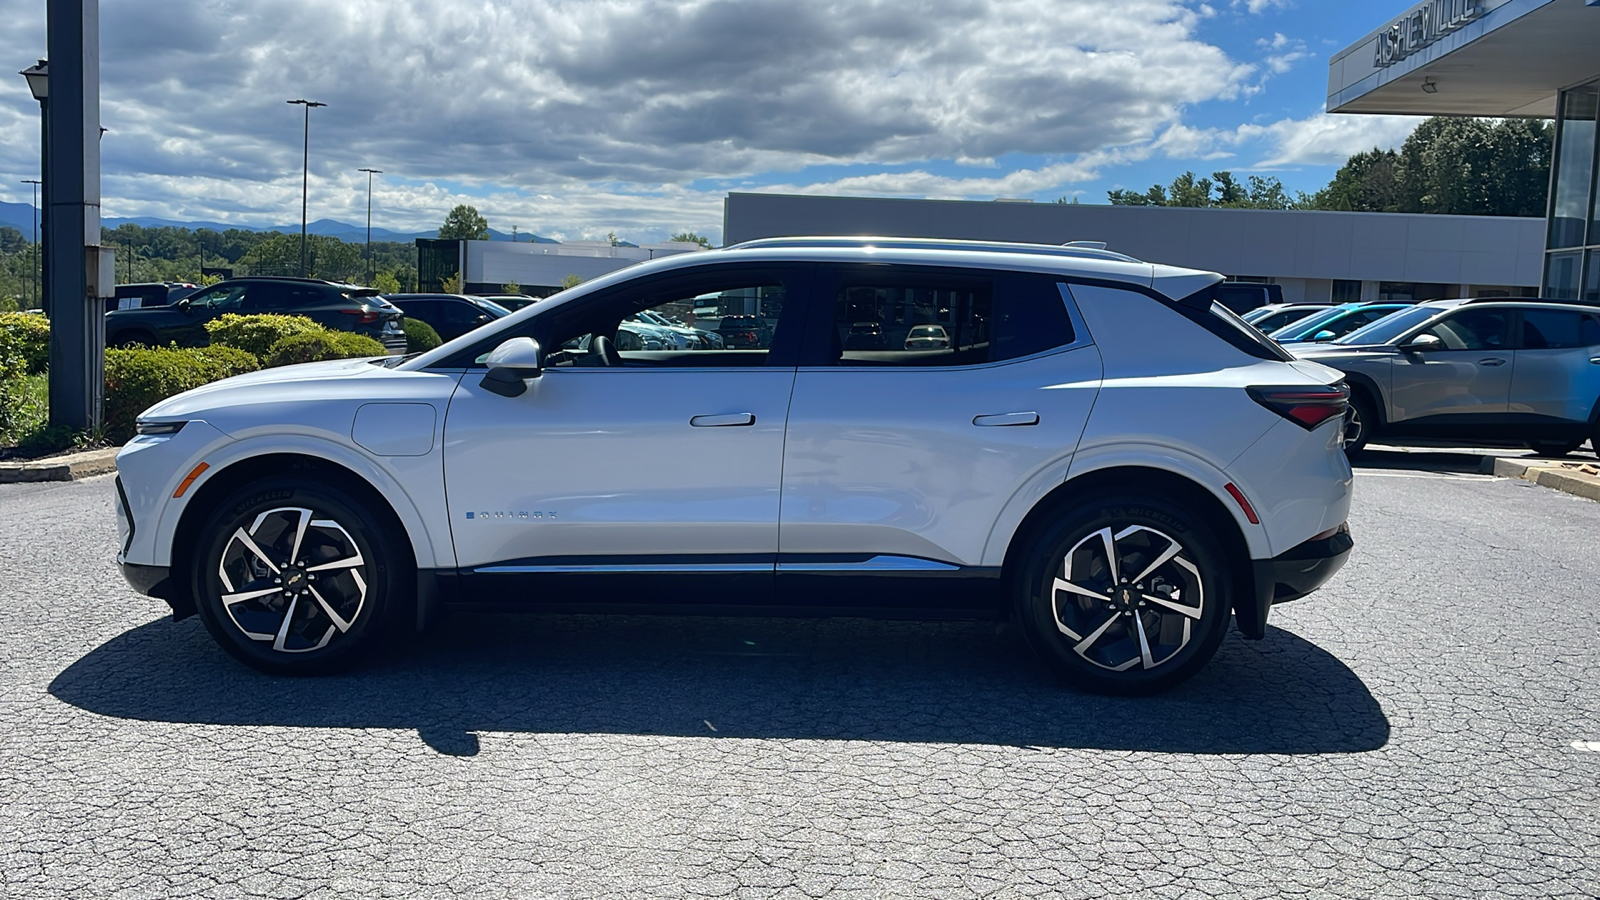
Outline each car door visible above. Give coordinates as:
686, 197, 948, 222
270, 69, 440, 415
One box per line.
1510, 308, 1600, 423
1388, 307, 1513, 423
170, 282, 252, 345
441, 264, 810, 603
776, 265, 1101, 608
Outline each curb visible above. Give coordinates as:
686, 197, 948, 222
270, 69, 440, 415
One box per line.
1491, 457, 1600, 503
0, 448, 119, 484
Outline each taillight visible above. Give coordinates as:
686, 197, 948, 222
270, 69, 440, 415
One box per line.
1247, 384, 1349, 429
338, 306, 380, 325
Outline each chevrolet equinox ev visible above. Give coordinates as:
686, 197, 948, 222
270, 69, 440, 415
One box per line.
115, 238, 1355, 694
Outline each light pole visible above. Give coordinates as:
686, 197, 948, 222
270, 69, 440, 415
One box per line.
286, 99, 326, 277
21, 179, 41, 309
358, 167, 381, 284
20, 61, 49, 316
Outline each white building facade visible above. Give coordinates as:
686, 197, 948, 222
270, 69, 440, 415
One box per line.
456, 240, 707, 295
723, 193, 1542, 305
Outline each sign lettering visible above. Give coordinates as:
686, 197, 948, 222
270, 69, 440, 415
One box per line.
1374, 0, 1484, 68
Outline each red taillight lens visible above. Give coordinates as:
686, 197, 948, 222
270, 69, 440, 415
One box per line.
338, 306, 380, 325
1248, 384, 1349, 430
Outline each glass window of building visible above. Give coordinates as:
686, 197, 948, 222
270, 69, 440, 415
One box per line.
1547, 252, 1582, 302
1331, 280, 1362, 304
1551, 86, 1597, 251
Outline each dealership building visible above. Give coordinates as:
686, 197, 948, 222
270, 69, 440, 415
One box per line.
722, 193, 1543, 305
1329, 0, 1600, 301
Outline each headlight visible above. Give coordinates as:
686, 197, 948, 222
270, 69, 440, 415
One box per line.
135, 420, 187, 436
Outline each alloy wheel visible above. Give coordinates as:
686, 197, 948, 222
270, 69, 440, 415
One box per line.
216, 506, 369, 653
1050, 525, 1204, 672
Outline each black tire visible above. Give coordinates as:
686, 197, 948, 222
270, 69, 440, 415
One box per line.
1013, 493, 1233, 695
1344, 390, 1378, 454
1529, 439, 1583, 457
190, 475, 411, 675
110, 331, 156, 349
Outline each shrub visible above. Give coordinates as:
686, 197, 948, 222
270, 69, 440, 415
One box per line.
0, 329, 47, 444
204, 313, 324, 359
0, 311, 51, 374
103, 346, 261, 443
403, 317, 442, 353
263, 330, 387, 368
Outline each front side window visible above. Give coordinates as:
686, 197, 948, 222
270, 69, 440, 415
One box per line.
821, 268, 1074, 367
1418, 310, 1510, 351
192, 284, 249, 311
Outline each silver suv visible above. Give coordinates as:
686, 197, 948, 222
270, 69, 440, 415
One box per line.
1295, 298, 1600, 455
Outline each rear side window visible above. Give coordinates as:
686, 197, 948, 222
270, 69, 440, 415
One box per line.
1520, 309, 1600, 349
824, 268, 1075, 367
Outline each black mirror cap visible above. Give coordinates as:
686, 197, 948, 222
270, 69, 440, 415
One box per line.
480, 366, 530, 397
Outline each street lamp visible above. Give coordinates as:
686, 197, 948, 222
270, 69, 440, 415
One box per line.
358, 167, 382, 284
21, 179, 41, 309
19, 61, 48, 316
286, 99, 327, 277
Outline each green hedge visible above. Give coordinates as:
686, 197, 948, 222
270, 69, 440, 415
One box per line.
403, 317, 442, 353
204, 313, 325, 359
0, 312, 51, 374
263, 331, 387, 368
103, 345, 260, 443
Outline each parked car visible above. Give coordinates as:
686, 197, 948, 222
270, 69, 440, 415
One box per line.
107, 281, 199, 313
1242, 303, 1329, 334
475, 294, 541, 311
904, 324, 952, 349
105, 277, 407, 354
384, 294, 511, 342
1294, 297, 1600, 455
1269, 303, 1412, 344
716, 315, 773, 349
843, 321, 886, 349
114, 236, 1354, 694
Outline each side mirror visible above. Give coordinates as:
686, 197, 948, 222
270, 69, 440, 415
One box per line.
1311, 330, 1336, 343
176, 297, 192, 312
1401, 333, 1443, 352
480, 337, 543, 397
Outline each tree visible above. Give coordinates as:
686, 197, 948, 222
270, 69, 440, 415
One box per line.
1107, 171, 1293, 210
560, 274, 584, 290
373, 271, 401, 294
440, 273, 463, 294
1305, 148, 1403, 212
0, 227, 27, 254
669, 231, 714, 249
606, 231, 621, 247
501, 280, 522, 295
238, 233, 361, 281
438, 205, 490, 241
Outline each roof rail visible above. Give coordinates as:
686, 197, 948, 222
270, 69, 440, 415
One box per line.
723, 235, 1143, 264
1462, 295, 1596, 306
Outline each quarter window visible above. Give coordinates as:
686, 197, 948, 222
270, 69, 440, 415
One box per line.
1520, 310, 1600, 349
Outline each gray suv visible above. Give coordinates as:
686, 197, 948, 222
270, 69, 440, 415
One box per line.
1294, 298, 1600, 455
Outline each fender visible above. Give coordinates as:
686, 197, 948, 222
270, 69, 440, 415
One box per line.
1341, 370, 1388, 426
150, 431, 451, 571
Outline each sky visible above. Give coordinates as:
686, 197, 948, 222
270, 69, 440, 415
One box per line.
0, 0, 1429, 244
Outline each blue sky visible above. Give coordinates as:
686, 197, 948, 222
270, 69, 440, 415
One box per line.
0, 1, 1427, 244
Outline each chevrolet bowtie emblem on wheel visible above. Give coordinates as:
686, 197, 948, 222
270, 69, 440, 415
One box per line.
465, 511, 556, 520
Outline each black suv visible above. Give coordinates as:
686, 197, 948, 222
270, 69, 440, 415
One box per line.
106, 282, 199, 313
105, 277, 407, 353
384, 294, 511, 342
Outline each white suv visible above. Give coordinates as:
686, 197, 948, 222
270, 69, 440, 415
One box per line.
115, 238, 1354, 694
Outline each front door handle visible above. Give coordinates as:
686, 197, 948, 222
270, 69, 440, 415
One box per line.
690, 413, 756, 427
1478, 358, 1508, 367
974, 412, 1040, 427
1590, 357, 1600, 365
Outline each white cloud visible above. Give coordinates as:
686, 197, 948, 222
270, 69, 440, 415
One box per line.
1241, 113, 1425, 168
1232, 0, 1291, 13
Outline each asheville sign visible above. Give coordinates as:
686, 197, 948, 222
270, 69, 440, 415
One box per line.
1374, 0, 1485, 68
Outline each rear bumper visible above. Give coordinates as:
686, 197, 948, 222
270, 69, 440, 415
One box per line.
380, 334, 409, 354
1235, 524, 1353, 639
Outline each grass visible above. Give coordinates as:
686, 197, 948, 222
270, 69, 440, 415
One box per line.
0, 375, 101, 457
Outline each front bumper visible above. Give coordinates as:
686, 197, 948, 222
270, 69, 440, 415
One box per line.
1236, 523, 1353, 639
118, 559, 182, 607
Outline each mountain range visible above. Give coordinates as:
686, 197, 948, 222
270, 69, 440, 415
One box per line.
0, 201, 556, 245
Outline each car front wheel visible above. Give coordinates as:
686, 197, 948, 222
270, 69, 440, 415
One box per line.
191, 476, 408, 675
1014, 493, 1233, 695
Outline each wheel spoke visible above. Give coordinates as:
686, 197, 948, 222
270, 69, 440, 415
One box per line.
1143, 592, 1203, 619
221, 586, 282, 607
286, 508, 313, 565
307, 551, 364, 573
307, 585, 355, 633
1093, 527, 1119, 583
1052, 576, 1106, 602
1133, 613, 1156, 669
271, 594, 301, 652
1073, 611, 1122, 656
1128, 541, 1183, 586
230, 528, 282, 573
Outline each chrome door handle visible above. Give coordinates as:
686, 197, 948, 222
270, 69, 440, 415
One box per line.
973, 412, 1040, 427
1590, 357, 1600, 365
690, 413, 755, 427
1478, 358, 1507, 367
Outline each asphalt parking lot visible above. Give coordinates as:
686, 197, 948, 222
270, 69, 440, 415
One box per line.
2, 454, 1598, 899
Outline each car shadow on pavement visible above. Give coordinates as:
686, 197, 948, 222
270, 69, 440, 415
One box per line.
1351, 446, 1500, 474
50, 612, 1388, 757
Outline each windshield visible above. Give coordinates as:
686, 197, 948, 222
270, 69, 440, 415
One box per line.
470, 298, 512, 317
1333, 306, 1440, 345
1270, 308, 1347, 339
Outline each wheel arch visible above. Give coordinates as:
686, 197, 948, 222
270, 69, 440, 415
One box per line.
1341, 371, 1386, 428
166, 452, 426, 620
998, 465, 1267, 639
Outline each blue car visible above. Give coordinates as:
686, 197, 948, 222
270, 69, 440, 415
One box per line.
1270, 303, 1413, 344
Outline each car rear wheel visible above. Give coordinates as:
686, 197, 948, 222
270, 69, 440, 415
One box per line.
191, 476, 409, 675
1014, 493, 1233, 695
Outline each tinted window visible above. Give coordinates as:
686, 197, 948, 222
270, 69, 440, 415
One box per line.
1421, 310, 1510, 351
191, 284, 250, 311
1335, 306, 1441, 345
825, 269, 1073, 367
1520, 310, 1598, 349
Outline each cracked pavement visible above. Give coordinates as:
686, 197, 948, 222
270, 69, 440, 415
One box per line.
2, 454, 1597, 898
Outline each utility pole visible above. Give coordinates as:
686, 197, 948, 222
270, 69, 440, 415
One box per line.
287, 99, 326, 277
358, 167, 381, 284
21, 179, 41, 308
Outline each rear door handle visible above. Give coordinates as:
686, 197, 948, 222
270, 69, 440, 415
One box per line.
1478, 358, 1507, 367
690, 413, 755, 427
974, 412, 1040, 427
1590, 357, 1600, 365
